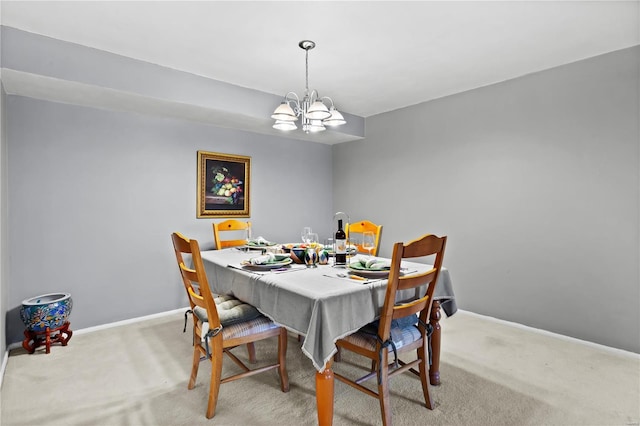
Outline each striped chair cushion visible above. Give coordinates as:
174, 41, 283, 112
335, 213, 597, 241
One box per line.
220, 316, 280, 340
193, 294, 261, 326
341, 322, 423, 352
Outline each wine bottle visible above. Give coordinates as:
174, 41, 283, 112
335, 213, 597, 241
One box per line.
335, 219, 347, 266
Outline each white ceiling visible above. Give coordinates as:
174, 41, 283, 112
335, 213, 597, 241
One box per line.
1, 1, 638, 118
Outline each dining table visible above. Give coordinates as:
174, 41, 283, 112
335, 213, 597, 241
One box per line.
200, 247, 457, 426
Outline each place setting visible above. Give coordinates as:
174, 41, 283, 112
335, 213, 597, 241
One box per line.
244, 236, 279, 250
321, 255, 388, 284
347, 256, 393, 277
231, 252, 307, 274
232, 235, 280, 253
322, 253, 420, 284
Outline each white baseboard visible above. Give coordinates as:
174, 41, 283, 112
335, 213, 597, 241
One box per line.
0, 349, 7, 389
457, 309, 640, 359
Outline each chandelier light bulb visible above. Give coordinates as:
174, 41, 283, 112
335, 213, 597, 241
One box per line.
273, 120, 297, 131
306, 101, 331, 120
271, 102, 297, 121
307, 120, 326, 132
324, 107, 346, 127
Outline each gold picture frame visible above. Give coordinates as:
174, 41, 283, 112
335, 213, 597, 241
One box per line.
197, 151, 251, 218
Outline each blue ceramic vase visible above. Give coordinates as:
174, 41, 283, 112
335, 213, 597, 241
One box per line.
318, 249, 329, 265
20, 293, 73, 332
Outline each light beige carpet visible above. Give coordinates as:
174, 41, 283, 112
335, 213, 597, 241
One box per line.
1, 310, 638, 426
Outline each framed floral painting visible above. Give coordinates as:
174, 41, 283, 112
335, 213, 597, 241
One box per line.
197, 151, 251, 217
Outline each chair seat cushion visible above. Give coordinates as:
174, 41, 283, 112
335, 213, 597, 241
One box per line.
340, 321, 423, 352
193, 294, 261, 326
221, 316, 281, 340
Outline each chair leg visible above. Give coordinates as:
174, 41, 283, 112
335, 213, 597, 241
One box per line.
278, 328, 290, 392
188, 344, 201, 390
417, 344, 434, 409
246, 342, 257, 363
206, 339, 224, 419
378, 350, 392, 426
334, 346, 342, 362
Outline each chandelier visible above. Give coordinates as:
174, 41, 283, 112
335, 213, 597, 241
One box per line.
271, 40, 346, 133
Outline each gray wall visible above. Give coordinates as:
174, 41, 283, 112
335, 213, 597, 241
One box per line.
4, 97, 334, 344
333, 46, 640, 353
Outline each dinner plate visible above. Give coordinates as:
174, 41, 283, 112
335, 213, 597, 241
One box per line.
281, 243, 313, 250
242, 257, 293, 270
347, 264, 390, 278
245, 241, 278, 248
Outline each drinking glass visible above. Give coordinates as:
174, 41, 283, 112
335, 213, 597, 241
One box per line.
362, 231, 375, 257
324, 238, 334, 266
324, 238, 334, 252
245, 223, 252, 242
301, 227, 313, 244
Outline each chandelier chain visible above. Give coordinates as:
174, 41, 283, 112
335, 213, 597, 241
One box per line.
305, 48, 309, 95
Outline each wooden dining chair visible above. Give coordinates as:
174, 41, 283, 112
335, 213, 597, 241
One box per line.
346, 219, 383, 256
213, 219, 251, 249
333, 219, 383, 362
333, 233, 447, 426
171, 232, 289, 419
211, 219, 257, 362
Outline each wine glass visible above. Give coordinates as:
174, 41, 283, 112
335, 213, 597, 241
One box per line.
362, 231, 375, 258
301, 227, 313, 244
245, 223, 252, 242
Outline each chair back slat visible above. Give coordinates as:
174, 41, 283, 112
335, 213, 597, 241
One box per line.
218, 238, 248, 249
179, 263, 198, 282
396, 268, 437, 291
391, 295, 430, 320
188, 286, 207, 310
402, 235, 445, 259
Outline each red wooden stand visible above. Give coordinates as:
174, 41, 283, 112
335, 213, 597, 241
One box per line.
22, 322, 73, 354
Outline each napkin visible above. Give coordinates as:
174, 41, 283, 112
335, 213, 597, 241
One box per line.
350, 256, 391, 270
249, 253, 276, 265
248, 236, 272, 246
366, 258, 391, 270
